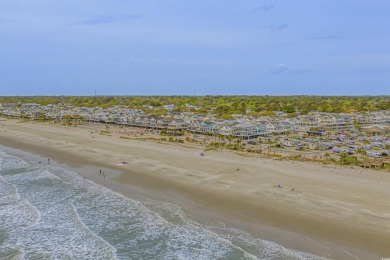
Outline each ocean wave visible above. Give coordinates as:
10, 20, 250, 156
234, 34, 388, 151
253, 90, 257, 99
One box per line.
0, 176, 20, 205
0, 149, 327, 260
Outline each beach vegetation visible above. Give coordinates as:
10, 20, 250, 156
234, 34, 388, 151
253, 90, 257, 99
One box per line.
205, 142, 221, 151
339, 153, 359, 165
176, 131, 185, 136
288, 154, 302, 160
159, 130, 173, 136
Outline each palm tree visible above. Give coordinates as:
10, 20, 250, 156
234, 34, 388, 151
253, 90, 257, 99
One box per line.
215, 133, 221, 143
227, 134, 234, 144
357, 148, 366, 158
236, 138, 242, 148
267, 138, 273, 155
219, 134, 226, 150
258, 139, 262, 152
353, 120, 361, 131
64, 115, 72, 126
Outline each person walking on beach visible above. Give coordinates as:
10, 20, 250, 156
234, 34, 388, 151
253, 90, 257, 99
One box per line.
99, 169, 101, 175
48, 158, 50, 165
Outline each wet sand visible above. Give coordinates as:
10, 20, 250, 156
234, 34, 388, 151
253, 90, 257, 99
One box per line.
0, 118, 389, 259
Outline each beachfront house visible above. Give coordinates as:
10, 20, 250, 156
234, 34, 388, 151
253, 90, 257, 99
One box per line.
255, 125, 267, 136
141, 116, 157, 128
296, 115, 319, 129
314, 114, 337, 128
216, 121, 237, 136
255, 121, 274, 135
125, 115, 135, 126
232, 123, 258, 139
155, 118, 170, 131
361, 125, 389, 135
117, 115, 128, 125
167, 119, 188, 133
186, 120, 201, 133
0, 103, 17, 110
217, 124, 232, 136
367, 112, 387, 124
273, 122, 295, 134
199, 121, 217, 134
147, 116, 159, 128
95, 112, 110, 123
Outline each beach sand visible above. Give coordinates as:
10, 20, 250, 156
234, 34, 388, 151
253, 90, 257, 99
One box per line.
0, 118, 389, 259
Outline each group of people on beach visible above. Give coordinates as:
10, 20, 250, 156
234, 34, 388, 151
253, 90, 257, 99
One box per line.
38, 158, 50, 165
274, 184, 295, 191
38, 158, 107, 182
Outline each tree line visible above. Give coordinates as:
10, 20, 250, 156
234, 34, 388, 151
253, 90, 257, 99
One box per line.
0, 95, 389, 118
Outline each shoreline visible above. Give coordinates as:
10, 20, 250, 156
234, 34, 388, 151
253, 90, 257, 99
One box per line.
1, 118, 389, 259
0, 143, 341, 259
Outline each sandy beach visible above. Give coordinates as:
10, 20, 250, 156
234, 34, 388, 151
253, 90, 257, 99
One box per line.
0, 118, 389, 259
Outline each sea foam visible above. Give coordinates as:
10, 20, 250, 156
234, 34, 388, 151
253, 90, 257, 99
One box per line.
0, 149, 327, 260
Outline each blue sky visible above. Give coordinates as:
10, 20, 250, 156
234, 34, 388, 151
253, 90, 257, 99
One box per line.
0, 0, 389, 96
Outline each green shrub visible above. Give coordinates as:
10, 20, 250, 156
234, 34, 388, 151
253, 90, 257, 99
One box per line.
339, 153, 359, 165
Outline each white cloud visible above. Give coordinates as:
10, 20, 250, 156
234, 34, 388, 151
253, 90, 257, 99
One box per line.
271, 63, 288, 74
248, 5, 274, 14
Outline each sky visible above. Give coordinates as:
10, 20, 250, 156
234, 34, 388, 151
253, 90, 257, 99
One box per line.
0, 0, 389, 96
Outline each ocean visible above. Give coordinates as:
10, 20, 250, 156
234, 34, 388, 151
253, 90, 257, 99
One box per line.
0, 147, 326, 260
